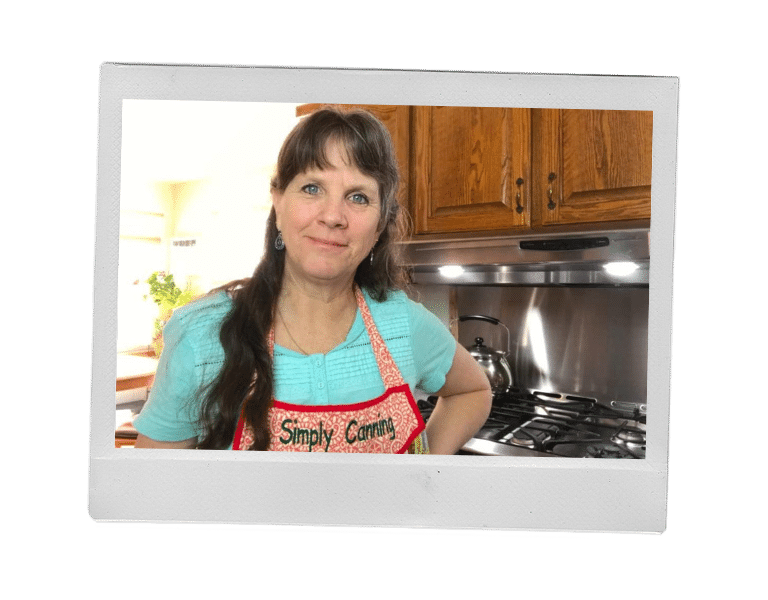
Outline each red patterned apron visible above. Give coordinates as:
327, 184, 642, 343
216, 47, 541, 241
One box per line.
233, 287, 428, 454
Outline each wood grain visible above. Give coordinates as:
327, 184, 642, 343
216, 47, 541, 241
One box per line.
533, 109, 652, 226
414, 106, 531, 233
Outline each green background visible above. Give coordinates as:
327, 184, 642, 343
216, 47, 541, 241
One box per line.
3, 2, 752, 598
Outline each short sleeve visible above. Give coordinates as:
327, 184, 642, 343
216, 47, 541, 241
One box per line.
132, 313, 203, 442
406, 300, 458, 394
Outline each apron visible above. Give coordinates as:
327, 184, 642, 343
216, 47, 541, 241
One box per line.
233, 287, 429, 454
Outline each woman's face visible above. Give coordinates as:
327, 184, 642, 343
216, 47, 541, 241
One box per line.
272, 140, 382, 289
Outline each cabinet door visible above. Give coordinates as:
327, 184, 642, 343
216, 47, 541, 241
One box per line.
295, 104, 411, 210
532, 109, 653, 226
413, 106, 531, 234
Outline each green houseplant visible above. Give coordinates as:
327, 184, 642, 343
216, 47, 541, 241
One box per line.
144, 271, 195, 356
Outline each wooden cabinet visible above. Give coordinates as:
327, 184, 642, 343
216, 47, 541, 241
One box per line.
416, 107, 652, 234
531, 109, 653, 226
412, 106, 531, 234
295, 104, 411, 210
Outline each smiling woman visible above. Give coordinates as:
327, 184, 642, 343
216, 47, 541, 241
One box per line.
133, 106, 492, 454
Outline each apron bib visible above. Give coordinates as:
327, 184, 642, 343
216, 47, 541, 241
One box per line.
233, 287, 428, 454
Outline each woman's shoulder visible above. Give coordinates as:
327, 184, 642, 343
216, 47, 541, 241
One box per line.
365, 287, 434, 317
364, 287, 410, 304
364, 288, 442, 334
165, 290, 234, 342
363, 287, 410, 315
173, 289, 233, 320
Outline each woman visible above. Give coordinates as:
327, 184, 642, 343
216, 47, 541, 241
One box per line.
133, 107, 491, 453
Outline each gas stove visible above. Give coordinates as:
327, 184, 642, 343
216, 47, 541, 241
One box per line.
418, 388, 646, 458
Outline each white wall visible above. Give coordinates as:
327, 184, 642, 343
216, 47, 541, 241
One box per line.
116, 100, 301, 350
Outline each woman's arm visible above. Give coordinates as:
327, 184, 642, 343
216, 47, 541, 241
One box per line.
425, 342, 492, 455
134, 433, 197, 449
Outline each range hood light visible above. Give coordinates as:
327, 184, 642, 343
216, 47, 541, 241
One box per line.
438, 265, 465, 278
603, 261, 639, 277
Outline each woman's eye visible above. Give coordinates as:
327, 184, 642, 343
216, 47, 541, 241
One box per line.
349, 193, 369, 205
301, 184, 320, 195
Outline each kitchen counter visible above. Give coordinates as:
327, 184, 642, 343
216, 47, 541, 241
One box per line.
116, 354, 158, 392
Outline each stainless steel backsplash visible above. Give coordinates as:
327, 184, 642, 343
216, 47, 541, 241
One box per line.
410, 284, 649, 406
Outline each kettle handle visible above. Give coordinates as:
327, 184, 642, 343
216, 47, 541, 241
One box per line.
458, 314, 512, 357
459, 314, 500, 325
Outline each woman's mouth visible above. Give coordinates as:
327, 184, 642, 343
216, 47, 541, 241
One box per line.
308, 237, 347, 249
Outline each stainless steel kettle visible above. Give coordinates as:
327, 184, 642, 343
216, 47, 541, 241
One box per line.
459, 315, 514, 390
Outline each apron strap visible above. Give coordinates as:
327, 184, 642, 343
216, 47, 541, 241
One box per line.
353, 287, 406, 389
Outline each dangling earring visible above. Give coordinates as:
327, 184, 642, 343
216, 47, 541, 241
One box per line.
275, 230, 285, 250
369, 249, 374, 265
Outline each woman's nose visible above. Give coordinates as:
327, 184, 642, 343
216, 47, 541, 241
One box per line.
318, 195, 347, 228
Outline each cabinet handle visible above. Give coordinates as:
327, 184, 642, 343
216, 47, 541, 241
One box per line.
547, 172, 557, 210
515, 177, 524, 214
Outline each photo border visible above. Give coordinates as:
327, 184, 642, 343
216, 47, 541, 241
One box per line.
90, 64, 677, 531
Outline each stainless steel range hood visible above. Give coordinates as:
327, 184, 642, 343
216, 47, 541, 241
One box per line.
398, 228, 650, 286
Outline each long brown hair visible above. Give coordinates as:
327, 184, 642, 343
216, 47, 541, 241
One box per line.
196, 107, 408, 450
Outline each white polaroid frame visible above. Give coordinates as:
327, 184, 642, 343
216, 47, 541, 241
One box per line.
89, 64, 677, 531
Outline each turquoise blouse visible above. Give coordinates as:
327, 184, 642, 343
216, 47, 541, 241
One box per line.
132, 288, 457, 444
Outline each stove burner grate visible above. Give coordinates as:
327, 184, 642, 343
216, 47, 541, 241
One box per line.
420, 388, 646, 458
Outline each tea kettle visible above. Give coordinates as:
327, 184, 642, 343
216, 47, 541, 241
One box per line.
459, 314, 514, 390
